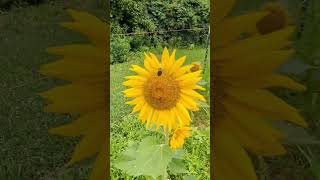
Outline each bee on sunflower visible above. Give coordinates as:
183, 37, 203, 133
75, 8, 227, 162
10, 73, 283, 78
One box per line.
123, 48, 206, 150
213, 0, 307, 179
40, 10, 108, 180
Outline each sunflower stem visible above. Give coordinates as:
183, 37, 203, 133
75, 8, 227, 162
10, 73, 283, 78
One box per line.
164, 129, 168, 145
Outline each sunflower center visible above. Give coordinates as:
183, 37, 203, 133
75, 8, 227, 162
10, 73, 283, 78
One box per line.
144, 74, 180, 110
257, 6, 287, 34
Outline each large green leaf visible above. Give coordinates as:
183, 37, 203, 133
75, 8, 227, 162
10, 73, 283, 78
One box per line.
168, 158, 188, 175
183, 175, 197, 180
115, 136, 175, 179
173, 149, 185, 159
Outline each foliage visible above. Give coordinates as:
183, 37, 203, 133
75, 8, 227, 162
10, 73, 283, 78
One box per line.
115, 136, 188, 179
110, 0, 209, 50
110, 36, 131, 64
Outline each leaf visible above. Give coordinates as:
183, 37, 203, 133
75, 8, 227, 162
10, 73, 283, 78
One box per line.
173, 149, 185, 159
115, 136, 175, 178
168, 158, 188, 175
271, 121, 320, 145
183, 175, 197, 180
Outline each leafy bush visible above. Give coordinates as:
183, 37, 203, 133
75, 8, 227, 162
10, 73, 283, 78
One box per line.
111, 36, 131, 64
111, 0, 209, 50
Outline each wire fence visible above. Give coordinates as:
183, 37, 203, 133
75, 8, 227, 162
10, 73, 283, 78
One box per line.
112, 27, 208, 36
112, 26, 211, 76
5, 27, 210, 91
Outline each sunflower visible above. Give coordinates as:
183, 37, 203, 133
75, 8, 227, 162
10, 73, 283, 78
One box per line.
39, 10, 108, 180
213, 0, 307, 179
170, 127, 191, 151
123, 48, 206, 133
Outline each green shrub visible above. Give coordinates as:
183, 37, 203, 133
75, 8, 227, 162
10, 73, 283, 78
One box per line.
111, 36, 131, 64
111, 0, 209, 49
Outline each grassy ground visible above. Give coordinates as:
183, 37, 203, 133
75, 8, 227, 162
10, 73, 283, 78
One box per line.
110, 48, 210, 179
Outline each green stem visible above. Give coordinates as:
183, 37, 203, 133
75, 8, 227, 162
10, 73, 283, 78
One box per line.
162, 129, 168, 180
163, 128, 169, 145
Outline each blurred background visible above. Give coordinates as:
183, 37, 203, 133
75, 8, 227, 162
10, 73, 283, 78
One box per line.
0, 0, 106, 179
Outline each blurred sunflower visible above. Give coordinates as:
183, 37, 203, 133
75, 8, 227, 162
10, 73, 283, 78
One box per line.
213, 0, 307, 179
123, 48, 206, 133
40, 10, 108, 180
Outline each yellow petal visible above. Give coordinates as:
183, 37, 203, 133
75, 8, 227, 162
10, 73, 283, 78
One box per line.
215, 12, 267, 48
161, 47, 170, 71
179, 94, 200, 111
223, 101, 286, 156
124, 75, 146, 81
122, 88, 143, 98
168, 56, 186, 75
181, 89, 206, 102
220, 50, 295, 77
41, 84, 105, 113
64, 9, 107, 47
226, 88, 307, 127
89, 143, 107, 180
40, 57, 105, 82
149, 52, 161, 67
230, 74, 306, 91
46, 45, 105, 59
122, 80, 145, 87
176, 70, 202, 81
215, 26, 295, 61
213, 0, 235, 24
67, 123, 104, 166
130, 65, 150, 77
176, 102, 191, 125
49, 110, 104, 136
213, 125, 257, 180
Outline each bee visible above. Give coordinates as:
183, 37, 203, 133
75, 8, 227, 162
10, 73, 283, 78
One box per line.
157, 68, 163, 76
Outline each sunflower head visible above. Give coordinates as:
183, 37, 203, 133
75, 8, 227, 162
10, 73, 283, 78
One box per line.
123, 48, 205, 132
170, 127, 191, 150
144, 74, 180, 110
256, 3, 289, 34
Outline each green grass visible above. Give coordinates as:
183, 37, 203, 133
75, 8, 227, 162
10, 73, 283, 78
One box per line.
110, 48, 210, 179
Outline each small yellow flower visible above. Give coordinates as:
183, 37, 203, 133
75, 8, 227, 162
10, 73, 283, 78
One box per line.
123, 48, 206, 133
170, 127, 191, 150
